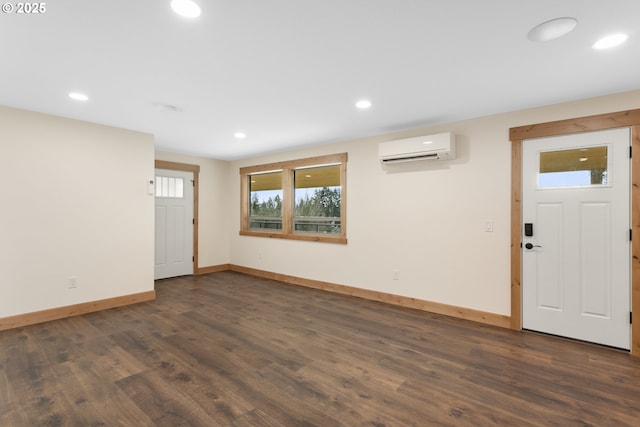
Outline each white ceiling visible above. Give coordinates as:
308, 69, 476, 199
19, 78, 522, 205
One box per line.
2, 0, 639, 160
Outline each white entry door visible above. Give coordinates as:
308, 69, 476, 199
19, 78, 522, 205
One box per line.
522, 128, 631, 349
155, 169, 194, 280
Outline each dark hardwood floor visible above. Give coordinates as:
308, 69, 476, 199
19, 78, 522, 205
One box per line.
2, 271, 640, 426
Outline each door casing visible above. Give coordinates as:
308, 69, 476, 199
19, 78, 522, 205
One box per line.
510, 109, 640, 355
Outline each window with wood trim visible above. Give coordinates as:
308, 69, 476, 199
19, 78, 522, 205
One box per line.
240, 153, 347, 244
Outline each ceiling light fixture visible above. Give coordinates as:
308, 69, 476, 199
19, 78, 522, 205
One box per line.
234, 132, 247, 139
171, 0, 201, 18
355, 99, 372, 109
68, 92, 89, 101
527, 17, 578, 42
592, 33, 628, 50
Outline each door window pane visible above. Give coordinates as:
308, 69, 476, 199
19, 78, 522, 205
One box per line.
155, 176, 184, 198
249, 171, 283, 230
538, 146, 608, 188
294, 165, 341, 234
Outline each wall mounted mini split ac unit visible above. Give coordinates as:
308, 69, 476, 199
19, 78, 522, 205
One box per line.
378, 132, 456, 164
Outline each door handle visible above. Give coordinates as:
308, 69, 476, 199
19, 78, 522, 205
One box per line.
525, 243, 542, 250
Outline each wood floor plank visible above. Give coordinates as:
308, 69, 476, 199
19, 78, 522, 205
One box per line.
156, 331, 342, 426
80, 336, 149, 380
60, 358, 154, 426
2, 270, 640, 426
255, 360, 399, 427
116, 370, 220, 426
113, 329, 257, 424
231, 408, 283, 427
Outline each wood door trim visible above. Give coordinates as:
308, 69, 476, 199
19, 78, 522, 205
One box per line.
155, 160, 200, 275
510, 108, 640, 355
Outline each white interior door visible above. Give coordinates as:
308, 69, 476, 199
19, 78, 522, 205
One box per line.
522, 128, 631, 349
155, 169, 194, 280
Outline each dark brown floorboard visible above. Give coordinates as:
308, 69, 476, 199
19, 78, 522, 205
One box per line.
2, 271, 640, 426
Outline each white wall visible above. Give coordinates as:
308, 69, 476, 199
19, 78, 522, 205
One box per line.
6, 91, 638, 323
4, 90, 637, 321
0, 106, 155, 318
154, 151, 231, 268
229, 90, 640, 316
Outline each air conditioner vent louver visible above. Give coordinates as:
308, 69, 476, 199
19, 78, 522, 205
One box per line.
381, 153, 439, 164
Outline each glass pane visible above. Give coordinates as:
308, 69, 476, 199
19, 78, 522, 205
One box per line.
168, 177, 176, 197
249, 171, 283, 230
155, 176, 184, 198
155, 177, 163, 197
175, 178, 184, 198
294, 165, 341, 234
539, 146, 608, 188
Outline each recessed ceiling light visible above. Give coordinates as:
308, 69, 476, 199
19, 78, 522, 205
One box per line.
68, 92, 89, 101
171, 0, 201, 18
234, 132, 247, 139
592, 33, 628, 50
355, 99, 372, 109
527, 17, 578, 42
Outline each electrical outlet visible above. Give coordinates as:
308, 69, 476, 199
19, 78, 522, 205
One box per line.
68, 276, 77, 289
392, 270, 400, 280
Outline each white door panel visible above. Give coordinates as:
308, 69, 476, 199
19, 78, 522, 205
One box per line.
535, 203, 563, 311
172, 205, 186, 262
580, 202, 611, 318
154, 169, 194, 280
155, 205, 167, 266
522, 128, 630, 349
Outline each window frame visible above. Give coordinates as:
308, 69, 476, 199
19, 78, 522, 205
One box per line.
240, 153, 347, 244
